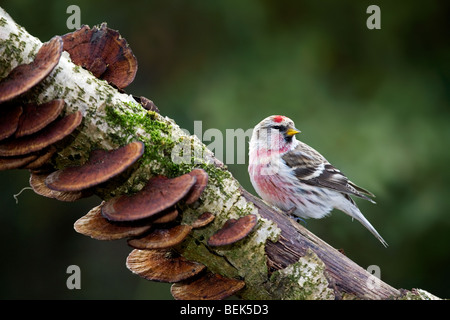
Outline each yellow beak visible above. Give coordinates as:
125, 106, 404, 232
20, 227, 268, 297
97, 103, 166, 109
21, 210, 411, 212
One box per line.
286, 128, 301, 137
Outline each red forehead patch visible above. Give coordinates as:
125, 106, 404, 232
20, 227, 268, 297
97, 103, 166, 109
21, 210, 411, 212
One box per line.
273, 115, 284, 123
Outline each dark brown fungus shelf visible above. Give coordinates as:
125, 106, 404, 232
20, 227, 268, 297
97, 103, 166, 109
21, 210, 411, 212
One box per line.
102, 174, 196, 222
0, 111, 82, 157
207, 214, 258, 247
127, 225, 192, 250
74, 202, 151, 240
23, 146, 57, 170
191, 212, 215, 229
15, 99, 65, 138
126, 249, 205, 283
45, 141, 144, 192
152, 208, 179, 224
29, 171, 89, 202
170, 272, 245, 300
184, 168, 208, 204
0, 36, 63, 103
0, 105, 23, 141
62, 24, 137, 89
0, 154, 37, 171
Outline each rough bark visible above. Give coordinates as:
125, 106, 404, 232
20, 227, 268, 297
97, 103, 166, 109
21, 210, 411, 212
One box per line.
0, 7, 440, 300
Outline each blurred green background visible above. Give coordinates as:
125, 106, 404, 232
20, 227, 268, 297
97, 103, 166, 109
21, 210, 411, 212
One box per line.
0, 0, 449, 299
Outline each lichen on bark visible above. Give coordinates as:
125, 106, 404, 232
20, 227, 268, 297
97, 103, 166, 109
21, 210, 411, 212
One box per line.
267, 249, 335, 300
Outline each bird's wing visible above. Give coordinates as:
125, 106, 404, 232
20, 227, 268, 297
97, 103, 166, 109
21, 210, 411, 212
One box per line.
281, 147, 375, 203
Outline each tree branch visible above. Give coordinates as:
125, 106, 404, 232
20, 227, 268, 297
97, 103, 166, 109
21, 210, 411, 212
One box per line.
0, 7, 440, 300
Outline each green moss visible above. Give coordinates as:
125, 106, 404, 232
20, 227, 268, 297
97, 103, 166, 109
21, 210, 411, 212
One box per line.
104, 101, 238, 187
89, 95, 97, 104
104, 102, 181, 177
27, 42, 38, 60
0, 33, 27, 77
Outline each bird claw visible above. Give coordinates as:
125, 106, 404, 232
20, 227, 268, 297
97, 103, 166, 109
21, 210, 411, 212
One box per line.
285, 207, 307, 226
293, 216, 307, 226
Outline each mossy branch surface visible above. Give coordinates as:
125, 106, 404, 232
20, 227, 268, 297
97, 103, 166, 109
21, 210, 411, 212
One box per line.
0, 7, 441, 300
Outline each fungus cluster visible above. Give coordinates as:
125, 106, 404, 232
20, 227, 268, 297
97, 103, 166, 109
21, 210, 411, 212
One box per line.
0, 36, 64, 103
0, 24, 257, 300
0, 36, 81, 171
73, 166, 249, 299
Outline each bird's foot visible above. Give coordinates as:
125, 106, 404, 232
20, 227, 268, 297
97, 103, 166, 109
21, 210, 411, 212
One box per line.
293, 216, 307, 226
285, 207, 307, 226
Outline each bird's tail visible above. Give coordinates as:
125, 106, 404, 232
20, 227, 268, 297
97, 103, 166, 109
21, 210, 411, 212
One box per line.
343, 204, 388, 247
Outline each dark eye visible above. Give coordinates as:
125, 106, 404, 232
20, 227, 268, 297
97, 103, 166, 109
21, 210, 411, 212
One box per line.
272, 125, 286, 131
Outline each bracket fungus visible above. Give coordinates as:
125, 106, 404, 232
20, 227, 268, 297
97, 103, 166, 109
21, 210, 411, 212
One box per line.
0, 111, 82, 157
29, 171, 90, 202
191, 212, 215, 229
170, 272, 246, 300
74, 202, 151, 240
0, 153, 37, 171
152, 208, 179, 224
127, 225, 193, 250
102, 174, 196, 222
45, 141, 144, 192
207, 214, 258, 247
0, 105, 23, 141
126, 249, 206, 283
184, 168, 209, 204
0, 36, 63, 103
61, 24, 137, 89
15, 99, 65, 138
23, 146, 57, 170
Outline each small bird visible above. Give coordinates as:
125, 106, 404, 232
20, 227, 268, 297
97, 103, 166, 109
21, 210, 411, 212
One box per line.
248, 115, 387, 247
